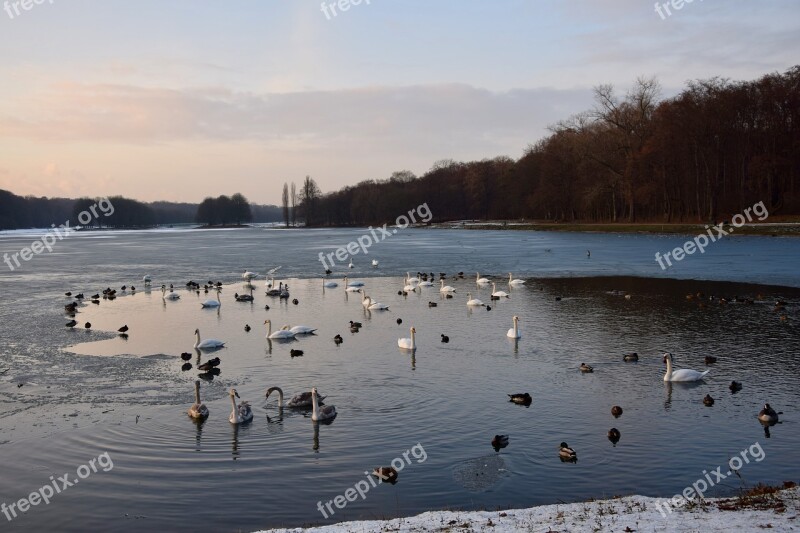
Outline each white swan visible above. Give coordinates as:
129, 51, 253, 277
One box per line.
363, 295, 389, 311
348, 260, 354, 269
323, 278, 338, 288
406, 272, 420, 284
398, 327, 416, 350
507, 316, 521, 338
403, 274, 418, 293
344, 276, 364, 287
466, 292, 485, 306
161, 285, 180, 300
265, 276, 275, 288
311, 387, 336, 421
228, 388, 253, 424
417, 277, 433, 287
440, 279, 456, 293
266, 386, 327, 408
242, 270, 257, 281
663, 352, 710, 382
289, 325, 317, 335
372, 259, 379, 267
200, 290, 221, 308
264, 319, 296, 339
492, 283, 510, 298
188, 380, 209, 419
508, 273, 525, 285
476, 272, 489, 284
194, 328, 225, 350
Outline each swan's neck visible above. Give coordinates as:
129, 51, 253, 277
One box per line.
265, 322, 271, 337
311, 391, 319, 418
664, 356, 672, 381
513, 319, 518, 336
230, 394, 238, 420
195, 383, 201, 404
194, 332, 200, 347
410, 330, 416, 349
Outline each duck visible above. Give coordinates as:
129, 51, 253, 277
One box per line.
244, 324, 251, 332
508, 393, 532, 405
84, 322, 92, 329
758, 403, 781, 424
729, 381, 743, 392
623, 352, 639, 362
703, 394, 715, 406
65, 319, 77, 328
292, 298, 299, 305
428, 301, 438, 307
559, 442, 577, 460
476, 272, 490, 285
663, 352, 710, 382
194, 328, 225, 350
704, 355, 717, 364
607, 428, 621, 444
466, 292, 485, 307
349, 321, 362, 328
440, 334, 449, 343
198, 357, 221, 371
180, 352, 192, 361
311, 387, 336, 421
611, 405, 623, 417
290, 349, 304, 357
491, 283, 510, 298
398, 327, 416, 350
508, 273, 525, 285
491, 435, 509, 450
372, 466, 398, 484
333, 334, 343, 345
228, 389, 253, 424
580, 363, 594, 373
187, 381, 209, 419
264, 320, 296, 340
439, 279, 456, 293
506, 316, 521, 339
117, 325, 129, 334
265, 386, 326, 408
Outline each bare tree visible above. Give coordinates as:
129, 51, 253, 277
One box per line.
281, 183, 289, 228
290, 182, 297, 226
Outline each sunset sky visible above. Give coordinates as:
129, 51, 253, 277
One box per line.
1, 0, 797, 205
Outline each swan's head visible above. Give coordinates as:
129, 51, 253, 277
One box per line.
264, 319, 271, 325
230, 388, 240, 398
194, 328, 200, 334
410, 327, 416, 333
513, 315, 519, 322
311, 387, 318, 396
662, 352, 673, 363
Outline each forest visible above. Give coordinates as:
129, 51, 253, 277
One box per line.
303, 66, 799, 226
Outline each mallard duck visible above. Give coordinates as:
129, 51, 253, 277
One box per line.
580, 363, 594, 373
623, 352, 639, 362
758, 403, 781, 423
290, 349, 304, 357
508, 393, 532, 405
428, 301, 438, 307
703, 394, 715, 406
117, 325, 128, 333
611, 405, 623, 417
729, 381, 742, 392
244, 324, 251, 332
440, 334, 449, 343
187, 380, 209, 419
333, 334, 343, 345
349, 321, 362, 328
198, 357, 220, 371
372, 466, 398, 484
607, 428, 621, 444
559, 442, 577, 460
491, 435, 509, 450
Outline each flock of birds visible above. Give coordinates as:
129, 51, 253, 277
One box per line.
60, 266, 787, 472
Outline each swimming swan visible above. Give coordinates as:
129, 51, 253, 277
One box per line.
188, 380, 209, 419
506, 316, 521, 338
663, 352, 710, 382
264, 319, 296, 339
194, 328, 225, 350
311, 387, 336, 421
228, 388, 253, 424
398, 327, 416, 350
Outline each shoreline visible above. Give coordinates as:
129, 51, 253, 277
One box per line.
429, 220, 800, 236
258, 484, 799, 532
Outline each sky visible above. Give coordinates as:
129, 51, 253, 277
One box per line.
0, 0, 798, 205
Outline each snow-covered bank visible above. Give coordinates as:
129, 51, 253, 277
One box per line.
258, 485, 798, 532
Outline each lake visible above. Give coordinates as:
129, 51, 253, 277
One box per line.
0, 227, 798, 532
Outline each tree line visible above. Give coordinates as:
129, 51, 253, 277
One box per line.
303, 66, 799, 226
282, 176, 322, 227
0, 190, 282, 230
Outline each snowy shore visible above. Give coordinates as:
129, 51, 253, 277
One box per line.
258, 485, 798, 532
